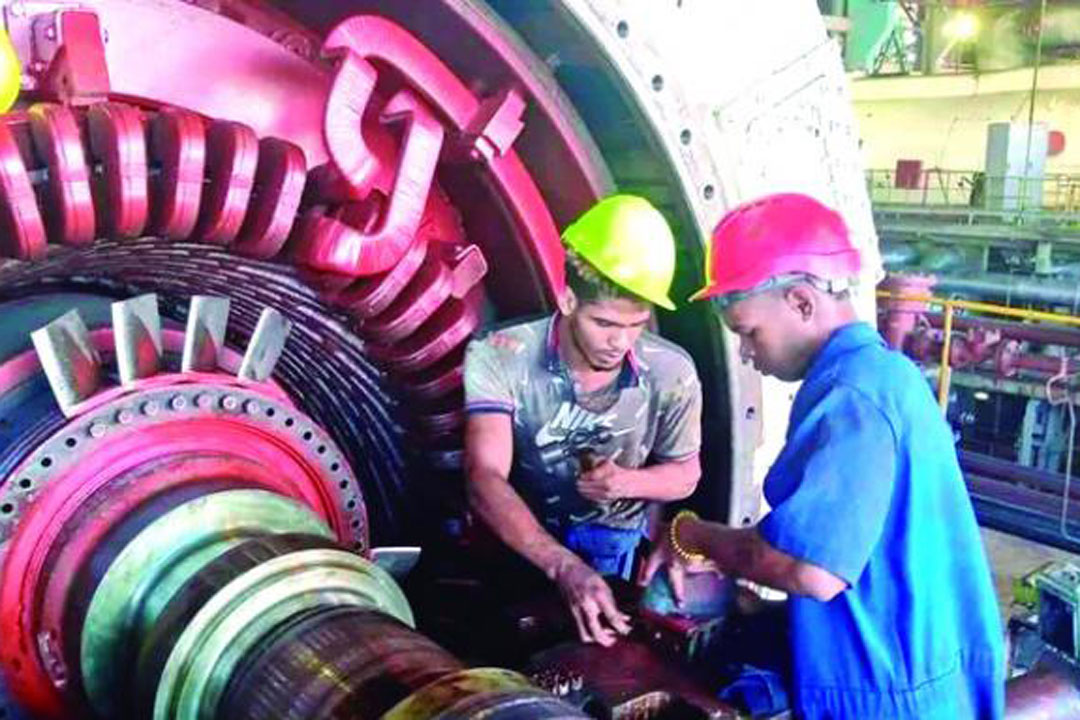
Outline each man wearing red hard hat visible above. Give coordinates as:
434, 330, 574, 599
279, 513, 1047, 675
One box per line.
641, 193, 1004, 719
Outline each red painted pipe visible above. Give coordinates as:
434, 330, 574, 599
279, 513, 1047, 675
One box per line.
921, 313, 1080, 350
903, 330, 1079, 377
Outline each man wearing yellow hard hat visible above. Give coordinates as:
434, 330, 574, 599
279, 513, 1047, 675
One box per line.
464, 195, 703, 647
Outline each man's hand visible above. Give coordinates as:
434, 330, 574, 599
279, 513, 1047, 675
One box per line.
577, 458, 629, 502
551, 556, 632, 646
638, 522, 719, 606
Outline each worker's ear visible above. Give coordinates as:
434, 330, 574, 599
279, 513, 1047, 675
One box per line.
783, 283, 816, 322
557, 286, 578, 316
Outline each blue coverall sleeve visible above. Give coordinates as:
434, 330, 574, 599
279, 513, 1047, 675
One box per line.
758, 384, 898, 586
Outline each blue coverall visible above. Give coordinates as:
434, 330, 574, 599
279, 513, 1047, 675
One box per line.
758, 322, 1004, 718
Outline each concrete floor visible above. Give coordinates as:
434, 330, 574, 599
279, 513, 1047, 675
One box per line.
982, 527, 1080, 618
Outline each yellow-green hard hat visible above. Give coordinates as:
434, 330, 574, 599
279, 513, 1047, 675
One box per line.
0, 28, 20, 114
561, 194, 677, 310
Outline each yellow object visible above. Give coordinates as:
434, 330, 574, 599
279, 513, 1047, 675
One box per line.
562, 195, 678, 310
0, 28, 20, 113
1013, 562, 1056, 608
669, 509, 706, 564
938, 303, 955, 411
877, 291, 1080, 328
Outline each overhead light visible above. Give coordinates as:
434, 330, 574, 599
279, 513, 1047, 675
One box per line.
973, 390, 990, 402
944, 12, 979, 41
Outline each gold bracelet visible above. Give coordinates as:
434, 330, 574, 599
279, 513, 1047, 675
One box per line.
669, 509, 706, 564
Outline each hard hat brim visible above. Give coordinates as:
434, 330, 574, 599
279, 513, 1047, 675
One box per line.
688, 285, 716, 304
650, 294, 677, 311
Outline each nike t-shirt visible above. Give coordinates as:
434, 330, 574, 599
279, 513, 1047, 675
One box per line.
464, 314, 702, 531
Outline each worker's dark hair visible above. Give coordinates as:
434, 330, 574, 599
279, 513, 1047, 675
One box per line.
564, 248, 646, 306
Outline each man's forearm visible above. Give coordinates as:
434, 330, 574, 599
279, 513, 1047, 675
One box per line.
467, 469, 578, 577
681, 519, 823, 597
620, 455, 700, 501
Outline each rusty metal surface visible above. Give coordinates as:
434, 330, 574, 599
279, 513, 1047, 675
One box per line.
382, 667, 590, 720
529, 640, 739, 719
220, 606, 464, 720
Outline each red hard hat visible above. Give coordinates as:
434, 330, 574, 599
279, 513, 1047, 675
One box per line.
690, 193, 861, 302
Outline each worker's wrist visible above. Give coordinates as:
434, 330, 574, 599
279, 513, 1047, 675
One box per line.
613, 466, 640, 499
669, 509, 706, 564
541, 547, 585, 583
619, 466, 664, 500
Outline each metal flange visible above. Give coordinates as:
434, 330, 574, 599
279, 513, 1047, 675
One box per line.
153, 548, 412, 720
0, 380, 366, 551
79, 489, 335, 718
0, 379, 367, 719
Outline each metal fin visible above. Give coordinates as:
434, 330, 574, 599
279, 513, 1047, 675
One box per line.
371, 546, 422, 581
182, 296, 231, 373
112, 294, 162, 386
238, 308, 290, 382
31, 309, 102, 415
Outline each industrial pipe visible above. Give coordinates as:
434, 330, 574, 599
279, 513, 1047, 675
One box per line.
934, 273, 1080, 309
961, 450, 1080, 505
906, 332, 1080, 376
968, 474, 1080, 554
880, 243, 919, 268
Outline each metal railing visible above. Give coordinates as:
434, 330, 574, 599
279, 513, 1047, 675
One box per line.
877, 290, 1080, 411
866, 168, 1080, 213
879, 288, 1080, 550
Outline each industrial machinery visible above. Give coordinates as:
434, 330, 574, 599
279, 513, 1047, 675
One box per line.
873, 122, 1080, 556
0, 1, 877, 717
